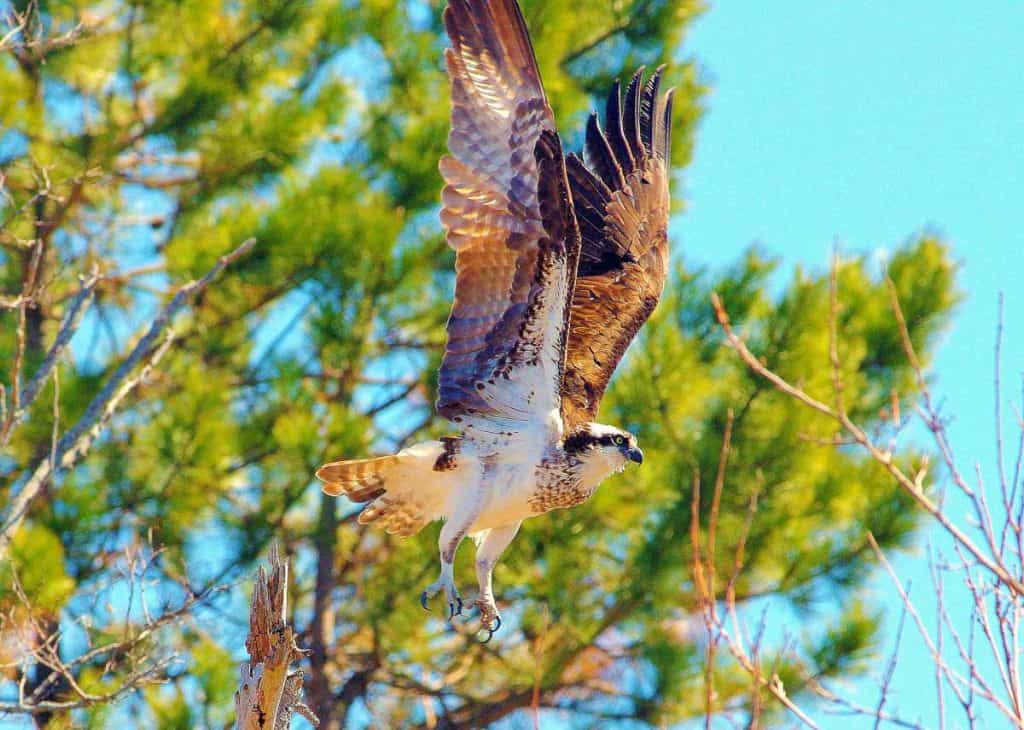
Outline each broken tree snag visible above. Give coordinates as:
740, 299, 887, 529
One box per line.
235, 545, 319, 729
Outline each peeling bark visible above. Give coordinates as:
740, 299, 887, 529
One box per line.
235, 545, 318, 730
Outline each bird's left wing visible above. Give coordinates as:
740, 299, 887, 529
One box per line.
437, 0, 579, 429
560, 68, 675, 431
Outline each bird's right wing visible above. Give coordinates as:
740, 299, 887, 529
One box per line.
437, 0, 580, 430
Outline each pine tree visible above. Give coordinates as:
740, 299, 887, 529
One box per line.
0, 1, 956, 726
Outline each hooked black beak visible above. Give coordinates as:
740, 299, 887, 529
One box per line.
627, 447, 644, 464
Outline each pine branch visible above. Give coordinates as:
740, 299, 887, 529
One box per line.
0, 238, 255, 562
0, 270, 100, 448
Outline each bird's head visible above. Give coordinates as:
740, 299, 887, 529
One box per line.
564, 423, 644, 478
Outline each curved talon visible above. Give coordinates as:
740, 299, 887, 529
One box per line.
478, 614, 501, 643
421, 577, 461, 620
447, 596, 464, 620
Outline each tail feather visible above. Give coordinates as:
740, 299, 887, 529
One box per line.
316, 440, 461, 537
315, 455, 398, 502
358, 496, 425, 537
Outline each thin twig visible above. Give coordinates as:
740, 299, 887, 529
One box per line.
929, 547, 948, 730
828, 251, 845, 415
0, 332, 175, 558
0, 4, 28, 52
874, 587, 910, 729
707, 409, 734, 608
868, 534, 1020, 724
689, 466, 712, 725
690, 440, 814, 727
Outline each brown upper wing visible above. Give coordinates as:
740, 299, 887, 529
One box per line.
437, 0, 579, 424
561, 67, 675, 431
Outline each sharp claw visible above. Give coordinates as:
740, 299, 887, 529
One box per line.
477, 612, 501, 643
456, 596, 463, 616
420, 592, 430, 612
448, 602, 455, 620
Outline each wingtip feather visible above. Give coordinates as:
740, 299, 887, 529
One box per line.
640, 67, 664, 154
623, 67, 646, 156
662, 87, 676, 162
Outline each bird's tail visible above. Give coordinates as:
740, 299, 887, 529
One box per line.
316, 440, 458, 536
316, 454, 398, 503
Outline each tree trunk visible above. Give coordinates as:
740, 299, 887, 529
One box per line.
308, 491, 338, 728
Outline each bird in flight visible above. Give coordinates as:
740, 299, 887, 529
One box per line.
317, 0, 673, 641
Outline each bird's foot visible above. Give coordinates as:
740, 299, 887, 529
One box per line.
473, 596, 502, 643
420, 575, 463, 621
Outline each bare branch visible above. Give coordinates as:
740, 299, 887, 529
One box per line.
0, 558, 228, 716
874, 588, 909, 729
0, 332, 175, 559
0, 4, 29, 52
867, 534, 1022, 725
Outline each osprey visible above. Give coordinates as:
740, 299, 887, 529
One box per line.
317, 0, 673, 640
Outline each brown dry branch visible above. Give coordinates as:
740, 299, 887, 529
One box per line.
235, 545, 318, 729
0, 294, 31, 310
712, 266, 1024, 728
0, 238, 256, 563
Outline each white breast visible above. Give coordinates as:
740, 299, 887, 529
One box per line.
471, 464, 538, 531
463, 422, 550, 532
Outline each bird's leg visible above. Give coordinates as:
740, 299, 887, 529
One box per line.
472, 521, 520, 641
421, 514, 474, 620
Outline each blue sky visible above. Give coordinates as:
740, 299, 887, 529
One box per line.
677, 1, 1024, 726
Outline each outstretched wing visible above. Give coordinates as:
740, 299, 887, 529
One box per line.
560, 67, 675, 431
437, 0, 579, 429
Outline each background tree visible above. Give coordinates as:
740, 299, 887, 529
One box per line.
0, 1, 957, 727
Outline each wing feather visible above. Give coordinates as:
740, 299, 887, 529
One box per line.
603, 79, 635, 174
561, 67, 675, 430
438, 0, 579, 426
622, 67, 645, 154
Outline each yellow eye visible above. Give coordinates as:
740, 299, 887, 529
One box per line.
613, 435, 625, 446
